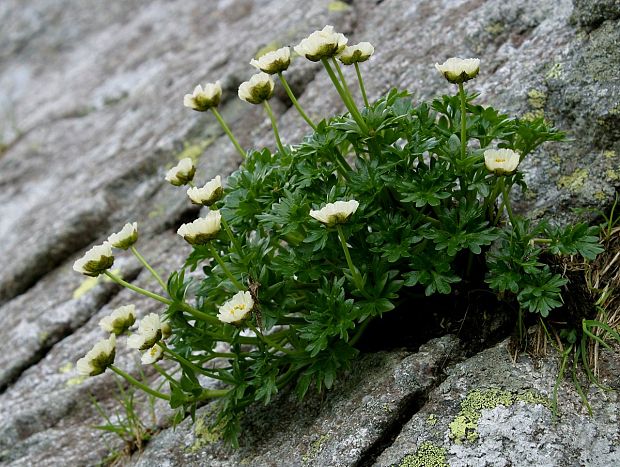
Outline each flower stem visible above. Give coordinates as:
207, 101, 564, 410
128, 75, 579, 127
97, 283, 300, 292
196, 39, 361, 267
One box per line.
247, 323, 296, 355
104, 271, 171, 306
458, 82, 468, 194
110, 365, 170, 401
210, 108, 246, 159
336, 225, 364, 291
321, 58, 368, 133
152, 362, 182, 389
354, 63, 369, 108
178, 302, 221, 326
277, 73, 317, 130
130, 246, 168, 292
207, 243, 244, 289
216, 210, 243, 257
501, 180, 518, 229
263, 101, 286, 155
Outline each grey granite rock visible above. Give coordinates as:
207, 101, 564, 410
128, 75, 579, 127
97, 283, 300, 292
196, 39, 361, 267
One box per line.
131, 336, 461, 467
374, 339, 620, 467
1, 0, 619, 465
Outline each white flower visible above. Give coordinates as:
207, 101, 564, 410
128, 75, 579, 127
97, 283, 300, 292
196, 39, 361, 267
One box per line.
484, 148, 520, 174
76, 334, 116, 376
183, 82, 222, 111
187, 175, 223, 206
73, 241, 114, 277
177, 211, 222, 245
217, 291, 254, 324
238, 72, 275, 104
250, 47, 291, 74
99, 304, 136, 335
294, 25, 348, 62
309, 200, 360, 226
165, 157, 196, 186
107, 222, 138, 250
127, 313, 164, 350
435, 57, 480, 84
338, 42, 374, 65
141, 344, 164, 365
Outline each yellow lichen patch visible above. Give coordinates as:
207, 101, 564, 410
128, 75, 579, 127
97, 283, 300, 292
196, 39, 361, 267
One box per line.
188, 416, 222, 452
522, 110, 545, 122
449, 388, 550, 444
603, 150, 616, 158
595, 191, 608, 201
527, 89, 547, 109
398, 442, 448, 467
148, 203, 166, 219
558, 168, 589, 192
302, 433, 330, 464
72, 276, 99, 299
66, 375, 87, 387
58, 362, 74, 374
328, 1, 352, 12
427, 414, 438, 426
484, 22, 504, 35
545, 63, 564, 80
606, 169, 619, 181
550, 154, 561, 164
176, 139, 214, 165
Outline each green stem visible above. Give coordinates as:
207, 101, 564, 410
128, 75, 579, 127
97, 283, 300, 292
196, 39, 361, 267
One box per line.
191, 388, 230, 402
130, 246, 168, 292
159, 343, 222, 379
277, 73, 317, 130
248, 323, 296, 355
458, 82, 468, 195
207, 243, 244, 289
321, 58, 368, 133
152, 362, 182, 389
104, 271, 171, 306
263, 101, 286, 155
178, 302, 221, 326
210, 108, 246, 159
354, 63, 369, 108
501, 180, 518, 229
217, 210, 243, 257
110, 365, 170, 401
350, 318, 371, 346
336, 225, 365, 291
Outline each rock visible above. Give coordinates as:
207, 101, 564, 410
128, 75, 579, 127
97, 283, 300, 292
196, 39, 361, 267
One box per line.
375, 339, 620, 467
132, 336, 462, 467
571, 0, 620, 29
1, 0, 619, 465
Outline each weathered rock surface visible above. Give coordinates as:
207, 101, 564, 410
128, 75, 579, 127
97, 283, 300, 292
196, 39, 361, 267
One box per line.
0, 0, 618, 465
375, 340, 620, 467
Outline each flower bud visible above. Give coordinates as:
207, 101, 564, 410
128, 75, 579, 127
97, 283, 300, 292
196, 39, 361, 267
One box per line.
107, 222, 138, 250
338, 42, 374, 65
99, 304, 136, 335
73, 241, 114, 277
165, 157, 196, 186
76, 334, 116, 377
217, 291, 254, 324
238, 72, 275, 105
187, 175, 223, 206
183, 82, 222, 111
484, 148, 520, 175
127, 313, 164, 350
294, 25, 348, 62
435, 57, 480, 84
309, 200, 359, 226
250, 47, 291, 74
177, 211, 222, 245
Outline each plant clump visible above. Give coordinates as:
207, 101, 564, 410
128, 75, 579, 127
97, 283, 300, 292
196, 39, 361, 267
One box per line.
72, 25, 606, 446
